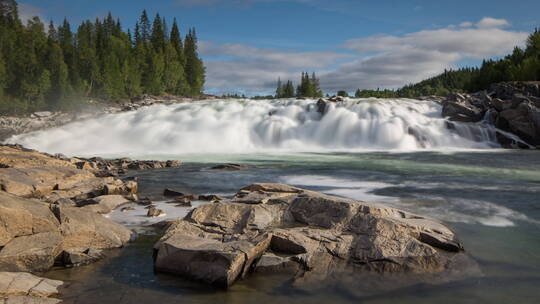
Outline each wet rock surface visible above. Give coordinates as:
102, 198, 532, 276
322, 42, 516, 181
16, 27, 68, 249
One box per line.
441, 82, 540, 148
0, 272, 63, 304
154, 183, 469, 288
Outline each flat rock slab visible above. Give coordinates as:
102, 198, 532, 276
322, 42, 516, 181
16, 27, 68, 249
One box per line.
0, 272, 63, 303
154, 183, 469, 288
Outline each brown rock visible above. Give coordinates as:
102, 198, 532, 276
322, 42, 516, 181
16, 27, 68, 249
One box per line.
154, 183, 467, 288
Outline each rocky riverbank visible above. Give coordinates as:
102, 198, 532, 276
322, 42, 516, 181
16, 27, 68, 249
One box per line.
0, 143, 185, 302
0, 144, 475, 301
441, 82, 540, 148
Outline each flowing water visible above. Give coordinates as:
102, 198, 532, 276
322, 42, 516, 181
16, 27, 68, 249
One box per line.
7, 99, 540, 303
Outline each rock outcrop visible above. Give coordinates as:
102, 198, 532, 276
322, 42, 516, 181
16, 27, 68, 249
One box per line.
0, 272, 63, 304
441, 82, 540, 148
0, 145, 138, 202
0, 191, 132, 272
154, 183, 466, 288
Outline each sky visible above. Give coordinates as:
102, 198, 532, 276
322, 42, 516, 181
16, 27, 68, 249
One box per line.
18, 0, 540, 95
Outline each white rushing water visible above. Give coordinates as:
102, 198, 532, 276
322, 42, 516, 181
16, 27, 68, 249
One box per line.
7, 98, 503, 156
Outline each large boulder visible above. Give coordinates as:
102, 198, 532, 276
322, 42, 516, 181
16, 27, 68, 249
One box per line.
51, 205, 132, 252
441, 93, 484, 122
0, 192, 59, 247
154, 183, 466, 288
0, 232, 63, 272
0, 191, 132, 272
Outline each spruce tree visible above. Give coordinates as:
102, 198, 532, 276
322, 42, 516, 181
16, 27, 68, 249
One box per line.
184, 28, 205, 95
151, 13, 166, 52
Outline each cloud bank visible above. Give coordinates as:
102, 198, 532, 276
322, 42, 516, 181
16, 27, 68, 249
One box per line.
201, 17, 528, 94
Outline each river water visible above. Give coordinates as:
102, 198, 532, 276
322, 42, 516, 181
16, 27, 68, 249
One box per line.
8, 99, 540, 303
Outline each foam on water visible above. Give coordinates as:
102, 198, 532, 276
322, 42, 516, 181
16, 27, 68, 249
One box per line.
106, 200, 211, 232
281, 174, 537, 228
7, 98, 503, 156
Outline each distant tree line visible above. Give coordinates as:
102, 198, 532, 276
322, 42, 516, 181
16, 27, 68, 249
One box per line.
275, 72, 323, 98
0, 0, 205, 115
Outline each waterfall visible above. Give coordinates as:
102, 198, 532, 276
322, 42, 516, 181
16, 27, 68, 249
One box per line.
6, 98, 503, 156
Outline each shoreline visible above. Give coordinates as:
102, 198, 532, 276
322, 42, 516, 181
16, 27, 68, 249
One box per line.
0, 143, 476, 302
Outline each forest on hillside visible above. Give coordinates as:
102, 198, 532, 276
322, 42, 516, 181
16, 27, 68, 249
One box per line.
396, 29, 540, 98
0, 0, 205, 115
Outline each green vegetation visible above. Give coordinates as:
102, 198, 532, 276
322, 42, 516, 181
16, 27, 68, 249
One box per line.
275, 72, 323, 98
337, 90, 349, 97
0, 0, 205, 115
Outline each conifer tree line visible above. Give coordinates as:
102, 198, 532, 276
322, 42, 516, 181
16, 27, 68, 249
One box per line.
275, 72, 323, 98
396, 29, 540, 98
0, 0, 205, 114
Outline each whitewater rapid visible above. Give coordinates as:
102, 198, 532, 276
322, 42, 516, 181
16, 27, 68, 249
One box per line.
7, 98, 502, 156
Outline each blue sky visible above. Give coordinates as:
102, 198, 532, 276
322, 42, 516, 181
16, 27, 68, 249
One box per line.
19, 0, 540, 95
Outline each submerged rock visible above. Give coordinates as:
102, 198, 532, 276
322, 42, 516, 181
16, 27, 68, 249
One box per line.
147, 207, 166, 217
163, 188, 185, 197
210, 163, 249, 170
153, 183, 467, 288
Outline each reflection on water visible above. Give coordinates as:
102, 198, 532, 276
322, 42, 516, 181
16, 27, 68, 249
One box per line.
46, 151, 540, 303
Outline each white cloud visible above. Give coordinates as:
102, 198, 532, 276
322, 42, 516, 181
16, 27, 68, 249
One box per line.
201, 18, 528, 94
333, 18, 527, 91
476, 17, 510, 29
18, 2, 44, 23
200, 42, 350, 94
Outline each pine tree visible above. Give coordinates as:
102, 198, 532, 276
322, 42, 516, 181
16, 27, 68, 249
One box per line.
170, 18, 184, 63
275, 77, 284, 98
184, 28, 205, 95
151, 13, 166, 52
139, 10, 150, 44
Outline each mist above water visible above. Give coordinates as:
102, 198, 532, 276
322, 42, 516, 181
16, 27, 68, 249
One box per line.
8, 98, 502, 156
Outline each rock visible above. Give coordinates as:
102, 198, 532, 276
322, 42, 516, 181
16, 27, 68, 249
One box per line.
51, 205, 133, 253
254, 253, 302, 274
120, 207, 135, 212
0, 191, 132, 272
0, 192, 60, 247
154, 231, 271, 287
170, 197, 191, 207
442, 94, 484, 122
198, 194, 223, 202
0, 232, 63, 272
163, 188, 185, 197
33, 112, 53, 118
136, 197, 153, 206
77, 195, 129, 214
154, 183, 467, 288
104, 180, 138, 195
316, 99, 328, 114
0, 272, 63, 302
442, 82, 540, 148
210, 164, 248, 170
147, 207, 165, 217
61, 248, 103, 267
